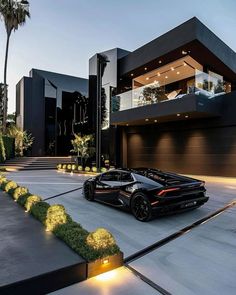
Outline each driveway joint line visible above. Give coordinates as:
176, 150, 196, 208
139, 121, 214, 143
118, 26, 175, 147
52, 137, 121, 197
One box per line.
44, 187, 83, 201
124, 200, 236, 264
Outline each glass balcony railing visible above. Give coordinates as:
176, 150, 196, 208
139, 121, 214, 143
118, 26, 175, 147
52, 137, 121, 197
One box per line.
111, 70, 231, 113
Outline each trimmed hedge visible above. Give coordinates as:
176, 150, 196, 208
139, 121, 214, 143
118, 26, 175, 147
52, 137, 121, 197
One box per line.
3, 136, 15, 160
0, 175, 121, 262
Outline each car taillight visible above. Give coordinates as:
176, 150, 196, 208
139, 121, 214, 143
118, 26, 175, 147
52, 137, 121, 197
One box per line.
157, 187, 180, 196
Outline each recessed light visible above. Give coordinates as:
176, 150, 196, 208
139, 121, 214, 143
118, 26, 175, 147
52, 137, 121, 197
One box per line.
185, 115, 189, 118
158, 60, 162, 64
183, 62, 187, 66
171, 67, 174, 71
165, 76, 168, 79
182, 50, 187, 55
144, 67, 147, 70
131, 73, 134, 76
146, 77, 149, 80
177, 71, 180, 75
154, 119, 157, 123
157, 72, 161, 76
145, 118, 149, 122
126, 123, 129, 126
177, 113, 181, 117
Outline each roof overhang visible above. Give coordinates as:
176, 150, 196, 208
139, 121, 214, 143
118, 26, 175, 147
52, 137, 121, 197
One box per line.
118, 17, 236, 83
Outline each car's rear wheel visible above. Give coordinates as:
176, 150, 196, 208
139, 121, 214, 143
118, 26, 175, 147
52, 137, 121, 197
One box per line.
83, 181, 95, 201
131, 192, 152, 222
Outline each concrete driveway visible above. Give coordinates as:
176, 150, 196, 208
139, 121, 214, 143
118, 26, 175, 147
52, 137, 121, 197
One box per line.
8, 170, 236, 295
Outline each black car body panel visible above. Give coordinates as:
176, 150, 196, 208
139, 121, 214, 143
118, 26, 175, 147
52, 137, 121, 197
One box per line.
83, 168, 209, 221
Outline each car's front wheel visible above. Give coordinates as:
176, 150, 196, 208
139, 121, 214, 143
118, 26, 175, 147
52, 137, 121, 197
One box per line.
131, 192, 152, 222
83, 181, 95, 201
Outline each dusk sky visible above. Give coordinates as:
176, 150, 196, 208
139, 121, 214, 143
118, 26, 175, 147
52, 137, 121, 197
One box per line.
0, 0, 236, 113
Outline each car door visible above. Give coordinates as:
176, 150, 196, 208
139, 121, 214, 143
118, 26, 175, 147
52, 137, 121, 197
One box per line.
119, 172, 135, 206
95, 171, 121, 204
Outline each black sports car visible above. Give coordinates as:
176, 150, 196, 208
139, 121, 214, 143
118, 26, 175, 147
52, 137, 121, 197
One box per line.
83, 168, 209, 222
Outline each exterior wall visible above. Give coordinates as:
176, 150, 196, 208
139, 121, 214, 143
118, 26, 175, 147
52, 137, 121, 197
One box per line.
123, 92, 236, 177
16, 69, 88, 156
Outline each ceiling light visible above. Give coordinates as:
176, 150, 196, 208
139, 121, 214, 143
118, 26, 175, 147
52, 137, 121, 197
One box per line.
185, 115, 189, 118
158, 60, 162, 64
183, 62, 187, 66
182, 50, 187, 55
157, 72, 161, 77
177, 71, 180, 75
131, 73, 134, 76
165, 76, 168, 79
171, 67, 174, 71
126, 124, 129, 126
144, 67, 147, 70
177, 113, 180, 117
146, 77, 149, 80
154, 119, 157, 123
145, 118, 149, 122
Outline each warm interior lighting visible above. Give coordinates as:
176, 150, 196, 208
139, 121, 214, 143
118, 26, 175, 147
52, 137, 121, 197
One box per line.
171, 67, 174, 71
145, 118, 149, 122
177, 71, 180, 75
165, 76, 168, 79
185, 115, 189, 118
182, 50, 187, 55
146, 77, 149, 80
126, 124, 129, 126
158, 60, 162, 64
157, 72, 161, 76
177, 113, 181, 116
131, 73, 134, 76
154, 119, 157, 123
144, 67, 147, 70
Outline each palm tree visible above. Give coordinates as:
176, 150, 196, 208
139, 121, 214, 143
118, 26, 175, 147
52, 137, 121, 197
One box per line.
0, 0, 30, 132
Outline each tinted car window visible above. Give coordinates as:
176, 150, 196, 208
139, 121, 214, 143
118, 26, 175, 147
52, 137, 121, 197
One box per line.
121, 172, 133, 182
100, 171, 120, 182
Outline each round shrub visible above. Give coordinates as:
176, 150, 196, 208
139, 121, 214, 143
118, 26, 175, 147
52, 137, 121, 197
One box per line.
25, 195, 42, 212
12, 186, 29, 201
85, 167, 90, 172
45, 204, 68, 232
62, 164, 67, 169
30, 201, 50, 224
92, 167, 97, 173
86, 228, 116, 250
3, 180, 18, 192
100, 167, 107, 173
78, 165, 83, 171
57, 164, 62, 169
17, 193, 32, 207
67, 164, 72, 170
71, 164, 76, 171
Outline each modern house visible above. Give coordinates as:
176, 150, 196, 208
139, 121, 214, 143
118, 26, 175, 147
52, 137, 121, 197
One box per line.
89, 17, 236, 176
16, 69, 88, 156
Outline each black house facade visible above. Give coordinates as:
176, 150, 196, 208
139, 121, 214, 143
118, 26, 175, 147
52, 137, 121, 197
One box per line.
88, 17, 236, 177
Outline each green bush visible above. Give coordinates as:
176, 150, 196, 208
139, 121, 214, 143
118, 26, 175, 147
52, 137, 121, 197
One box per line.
92, 167, 97, 172
30, 201, 50, 224
101, 167, 107, 173
0, 136, 6, 163
85, 166, 90, 172
2, 136, 15, 160
17, 193, 32, 207
71, 164, 76, 171
25, 195, 42, 212
11, 186, 29, 201
2, 180, 18, 192
78, 165, 83, 171
57, 164, 62, 169
45, 204, 68, 231
67, 164, 72, 170
62, 164, 67, 169
0, 175, 7, 185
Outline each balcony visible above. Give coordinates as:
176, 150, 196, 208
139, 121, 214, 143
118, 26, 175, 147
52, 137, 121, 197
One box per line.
110, 70, 229, 125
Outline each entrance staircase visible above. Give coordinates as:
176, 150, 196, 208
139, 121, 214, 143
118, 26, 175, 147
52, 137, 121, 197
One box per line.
0, 157, 72, 171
